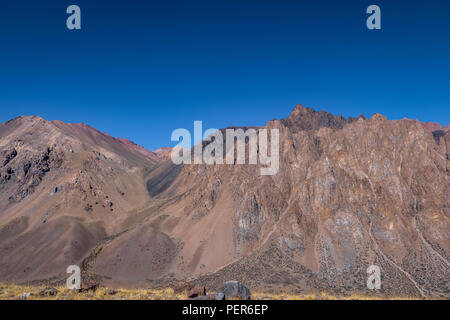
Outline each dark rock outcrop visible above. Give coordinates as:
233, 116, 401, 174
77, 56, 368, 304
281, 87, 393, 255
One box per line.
188, 285, 206, 298
217, 281, 251, 300
280, 104, 359, 133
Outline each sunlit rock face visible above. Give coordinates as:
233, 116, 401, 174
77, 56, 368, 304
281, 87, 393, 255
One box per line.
0, 106, 448, 298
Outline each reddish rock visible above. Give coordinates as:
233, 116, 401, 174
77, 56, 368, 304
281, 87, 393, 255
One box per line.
188, 286, 206, 298
189, 295, 213, 300
79, 282, 100, 293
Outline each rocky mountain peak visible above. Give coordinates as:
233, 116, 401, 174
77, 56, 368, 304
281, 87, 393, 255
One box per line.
370, 113, 387, 122
281, 104, 357, 132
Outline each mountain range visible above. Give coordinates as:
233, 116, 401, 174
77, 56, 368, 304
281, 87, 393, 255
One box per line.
0, 105, 448, 298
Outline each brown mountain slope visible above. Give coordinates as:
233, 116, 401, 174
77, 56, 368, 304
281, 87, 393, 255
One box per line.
0, 106, 448, 298
0, 116, 165, 283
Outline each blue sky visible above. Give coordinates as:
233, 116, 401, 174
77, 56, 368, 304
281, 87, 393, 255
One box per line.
0, 0, 449, 150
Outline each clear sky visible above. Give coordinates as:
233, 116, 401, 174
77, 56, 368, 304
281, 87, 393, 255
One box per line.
0, 0, 449, 150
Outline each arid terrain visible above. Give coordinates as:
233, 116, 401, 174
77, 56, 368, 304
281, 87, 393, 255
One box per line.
0, 104, 449, 299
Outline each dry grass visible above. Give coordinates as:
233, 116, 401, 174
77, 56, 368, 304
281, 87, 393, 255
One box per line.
0, 283, 422, 300
0, 283, 186, 300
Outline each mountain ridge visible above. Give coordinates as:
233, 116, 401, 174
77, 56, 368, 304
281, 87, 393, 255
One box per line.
0, 105, 448, 298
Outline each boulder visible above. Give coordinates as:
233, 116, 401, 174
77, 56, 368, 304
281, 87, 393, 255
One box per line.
106, 289, 117, 295
79, 282, 99, 293
217, 281, 251, 300
39, 287, 59, 296
21, 292, 32, 299
188, 285, 206, 298
189, 295, 211, 300
214, 292, 225, 300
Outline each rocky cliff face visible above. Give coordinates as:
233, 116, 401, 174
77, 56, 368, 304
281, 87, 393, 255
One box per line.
0, 107, 448, 298
146, 105, 448, 298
